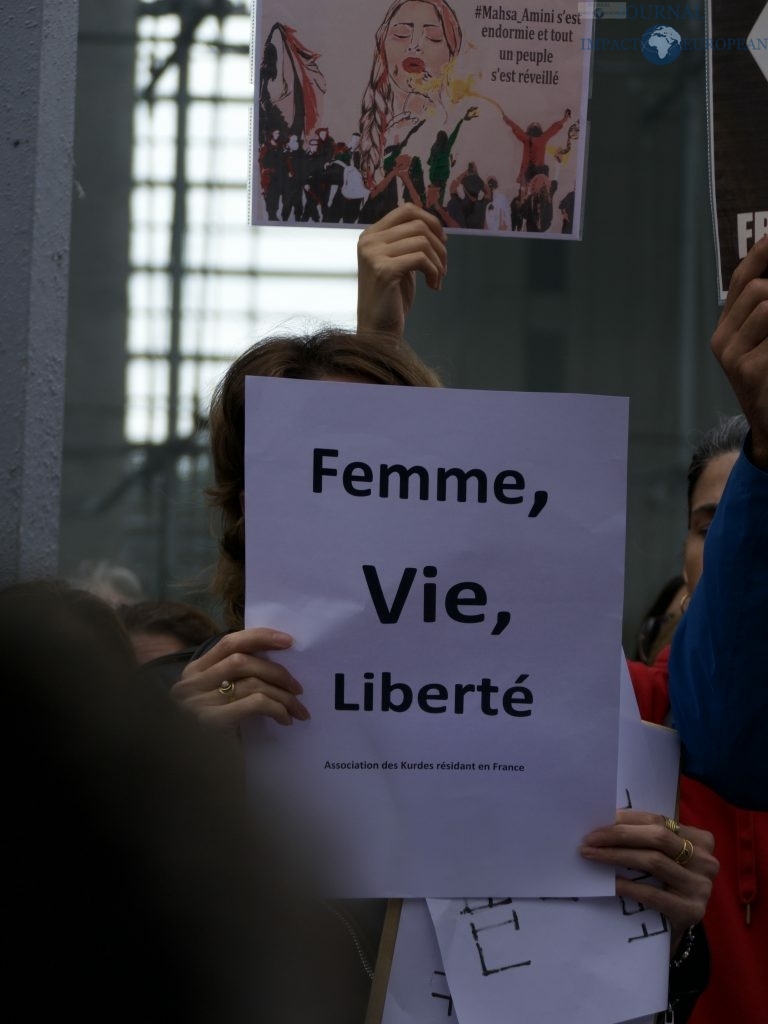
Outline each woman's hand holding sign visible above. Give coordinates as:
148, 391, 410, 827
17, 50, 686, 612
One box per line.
711, 234, 768, 468
357, 205, 448, 338
172, 628, 310, 730
581, 810, 718, 954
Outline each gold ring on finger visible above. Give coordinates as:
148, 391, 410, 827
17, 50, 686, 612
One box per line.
217, 679, 236, 700
674, 837, 694, 866
664, 817, 681, 834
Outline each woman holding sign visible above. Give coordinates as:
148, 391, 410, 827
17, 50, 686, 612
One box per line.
147, 208, 727, 1023
170, 222, 768, 795
628, 414, 768, 1024
623, 238, 768, 1024
666, 236, 768, 812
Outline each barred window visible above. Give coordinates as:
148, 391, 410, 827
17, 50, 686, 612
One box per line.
128, 0, 359, 444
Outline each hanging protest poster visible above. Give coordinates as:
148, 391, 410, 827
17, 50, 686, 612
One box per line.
242, 377, 628, 897
707, 0, 768, 300
251, 1, 594, 236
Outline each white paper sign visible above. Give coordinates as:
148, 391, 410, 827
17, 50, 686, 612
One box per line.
425, 716, 679, 1024
382, 901, 659, 1024
383, 898, 656, 1024
244, 377, 628, 896
620, 652, 641, 723
382, 900, 457, 1024
252, 0, 594, 236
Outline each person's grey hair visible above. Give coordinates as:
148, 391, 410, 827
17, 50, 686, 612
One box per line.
70, 559, 144, 606
686, 414, 748, 516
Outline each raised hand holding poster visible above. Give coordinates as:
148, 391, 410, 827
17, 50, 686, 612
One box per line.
251, 1, 594, 235
242, 378, 628, 897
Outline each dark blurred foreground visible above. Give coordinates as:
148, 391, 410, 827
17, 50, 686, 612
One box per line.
3, 582, 373, 1023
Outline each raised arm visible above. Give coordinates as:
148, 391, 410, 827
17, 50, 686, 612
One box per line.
541, 108, 571, 143
356, 206, 447, 338
501, 112, 526, 142
669, 236, 768, 809
443, 106, 479, 151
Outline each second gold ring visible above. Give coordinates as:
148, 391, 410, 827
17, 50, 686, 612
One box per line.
674, 837, 695, 866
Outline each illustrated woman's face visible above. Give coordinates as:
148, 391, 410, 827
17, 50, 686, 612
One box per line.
384, 2, 451, 90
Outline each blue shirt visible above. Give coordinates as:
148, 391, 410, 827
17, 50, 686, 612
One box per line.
669, 443, 768, 810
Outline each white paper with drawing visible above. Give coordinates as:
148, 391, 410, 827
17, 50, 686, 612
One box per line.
252, 0, 594, 236
243, 377, 627, 896
382, 899, 454, 1024
425, 716, 679, 1024
382, 900, 655, 1024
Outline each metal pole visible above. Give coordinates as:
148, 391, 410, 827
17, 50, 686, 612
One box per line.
677, 75, 701, 463
159, 29, 191, 596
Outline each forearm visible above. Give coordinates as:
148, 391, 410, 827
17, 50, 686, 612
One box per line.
542, 117, 567, 142
447, 120, 463, 148
669, 444, 768, 808
503, 115, 525, 141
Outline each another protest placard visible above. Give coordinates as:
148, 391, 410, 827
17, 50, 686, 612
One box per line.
379, 682, 678, 1024
380, 899, 456, 1023
243, 377, 628, 897
427, 714, 678, 1024
251, 1, 594, 236
707, 0, 768, 299
381, 900, 657, 1024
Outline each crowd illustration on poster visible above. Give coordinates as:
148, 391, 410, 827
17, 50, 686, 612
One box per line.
252, 1, 593, 237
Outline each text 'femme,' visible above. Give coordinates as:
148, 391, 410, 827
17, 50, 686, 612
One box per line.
311, 448, 549, 515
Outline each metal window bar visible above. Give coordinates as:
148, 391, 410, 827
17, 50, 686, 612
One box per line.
123, 0, 357, 595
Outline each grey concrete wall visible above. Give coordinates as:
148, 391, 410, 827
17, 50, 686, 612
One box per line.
0, 0, 79, 584
59, 0, 136, 577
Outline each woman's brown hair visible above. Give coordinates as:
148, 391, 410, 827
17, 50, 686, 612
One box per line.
208, 328, 442, 627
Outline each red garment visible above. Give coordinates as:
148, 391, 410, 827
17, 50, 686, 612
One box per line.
506, 116, 567, 183
630, 649, 768, 1024
258, 140, 281, 190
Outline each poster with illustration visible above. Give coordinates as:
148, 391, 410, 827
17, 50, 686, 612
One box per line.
251, 1, 595, 237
